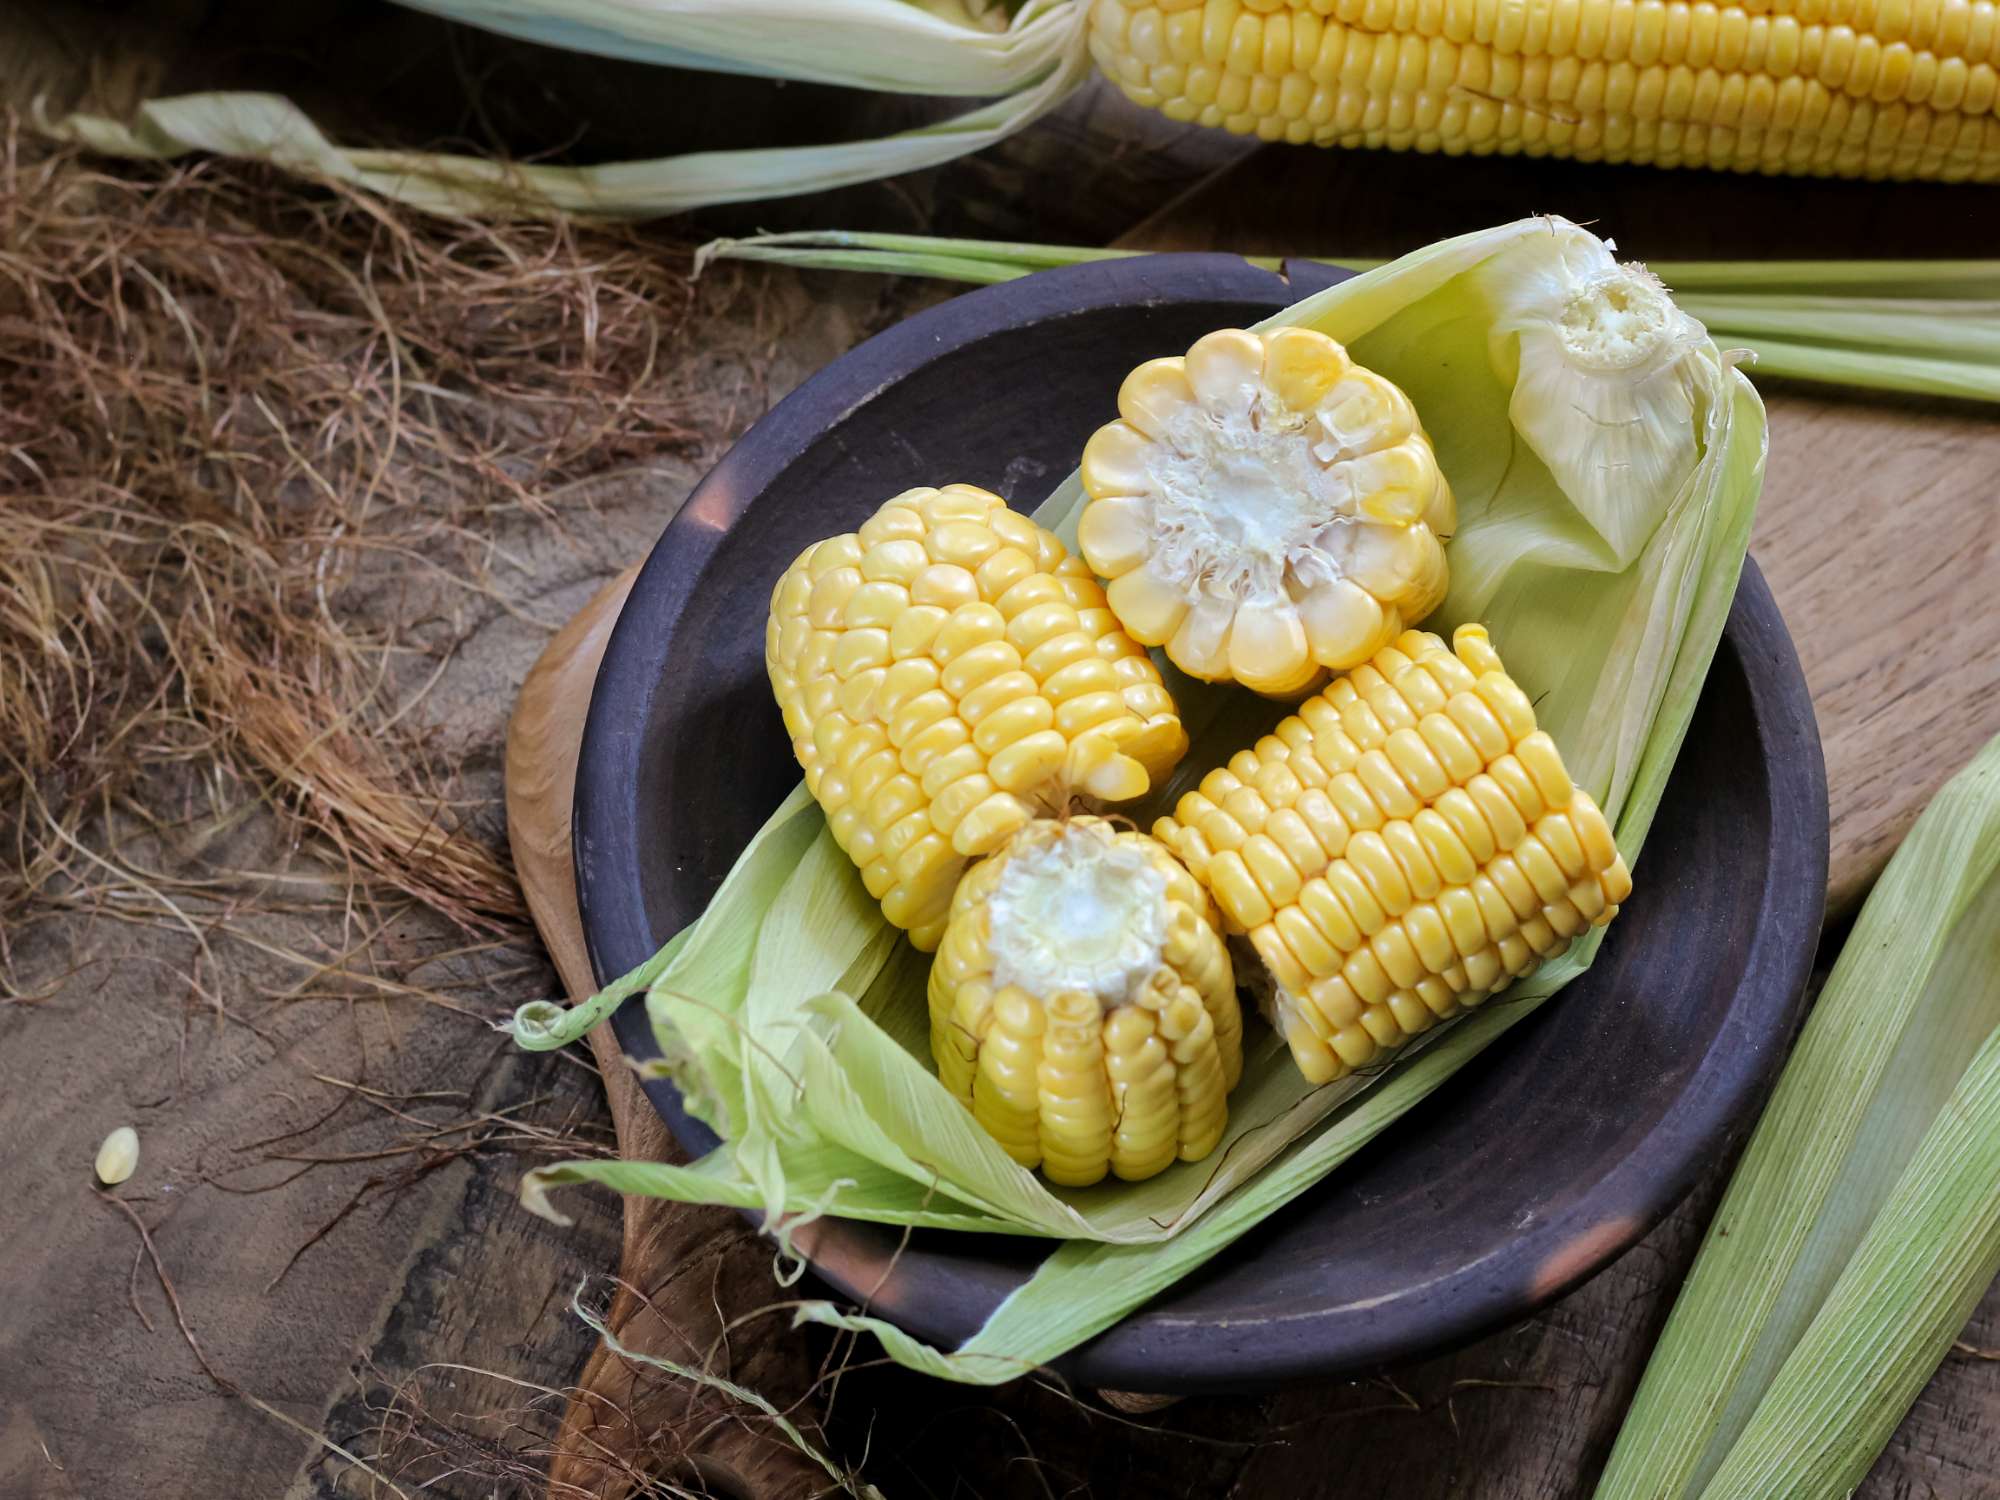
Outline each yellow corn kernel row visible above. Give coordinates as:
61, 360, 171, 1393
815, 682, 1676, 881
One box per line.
1089, 0, 2000, 179
768, 485, 1186, 950
1255, 794, 1623, 1080
1097, 18, 1999, 166
1155, 624, 1630, 1083
1109, 0, 2000, 81
928, 820, 1242, 1185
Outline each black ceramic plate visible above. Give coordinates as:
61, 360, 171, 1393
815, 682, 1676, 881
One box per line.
573, 254, 1828, 1391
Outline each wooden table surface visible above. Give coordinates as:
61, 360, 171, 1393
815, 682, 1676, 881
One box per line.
9, 6, 2000, 1496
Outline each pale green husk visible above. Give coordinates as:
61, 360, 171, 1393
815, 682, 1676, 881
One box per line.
41, 1, 1092, 216
699, 231, 2000, 403
515, 216, 1766, 1383
1595, 733, 2000, 1500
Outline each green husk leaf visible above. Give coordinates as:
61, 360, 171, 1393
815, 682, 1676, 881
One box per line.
697, 230, 2000, 404
1707, 333, 2000, 402
1594, 735, 2000, 1500
521, 216, 1765, 1382
43, 0, 1095, 217
389, 0, 1074, 94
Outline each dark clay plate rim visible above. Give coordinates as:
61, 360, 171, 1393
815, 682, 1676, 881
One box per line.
573, 254, 1828, 1389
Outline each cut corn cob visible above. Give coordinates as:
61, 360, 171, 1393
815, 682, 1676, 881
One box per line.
767, 483, 1189, 951
1087, 0, 2000, 183
928, 816, 1244, 1184
1079, 327, 1453, 698
1155, 623, 1631, 1084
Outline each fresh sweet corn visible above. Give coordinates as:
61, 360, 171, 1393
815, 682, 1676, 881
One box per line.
1079, 327, 1453, 698
928, 816, 1244, 1184
767, 484, 1189, 951
1155, 623, 1631, 1084
1087, 0, 2000, 183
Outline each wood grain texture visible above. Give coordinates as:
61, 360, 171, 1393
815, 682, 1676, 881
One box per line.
1749, 392, 2000, 912
0, 176, 902, 1497
504, 567, 830, 1500
1111, 139, 2000, 913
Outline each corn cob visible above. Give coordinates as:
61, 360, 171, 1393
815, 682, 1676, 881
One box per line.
1155, 623, 1631, 1084
928, 817, 1243, 1183
1079, 327, 1453, 698
1088, 0, 2000, 182
767, 484, 1189, 951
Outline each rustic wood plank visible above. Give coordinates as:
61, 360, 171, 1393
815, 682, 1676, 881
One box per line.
504, 565, 832, 1500
0, 228, 900, 1500
1112, 143, 2000, 911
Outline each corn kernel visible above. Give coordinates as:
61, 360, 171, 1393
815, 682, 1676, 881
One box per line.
771, 486, 1187, 951
1155, 625, 1629, 1085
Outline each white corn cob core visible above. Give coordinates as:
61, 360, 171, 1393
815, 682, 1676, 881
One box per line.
1079, 326, 1454, 698
989, 826, 1171, 1008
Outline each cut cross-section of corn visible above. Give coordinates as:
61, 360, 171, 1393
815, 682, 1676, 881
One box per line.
928, 817, 1243, 1184
1087, 0, 2000, 183
767, 484, 1190, 952
1078, 327, 1454, 698
1155, 624, 1631, 1085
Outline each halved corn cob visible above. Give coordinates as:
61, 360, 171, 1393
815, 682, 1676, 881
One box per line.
1155, 623, 1631, 1084
928, 816, 1244, 1184
1079, 327, 1453, 698
767, 484, 1189, 951
1088, 0, 2000, 183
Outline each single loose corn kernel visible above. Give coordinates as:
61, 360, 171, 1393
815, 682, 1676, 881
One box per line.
1157, 623, 1630, 1084
1079, 327, 1455, 698
95, 1125, 139, 1186
929, 817, 1243, 1184
770, 485, 1189, 950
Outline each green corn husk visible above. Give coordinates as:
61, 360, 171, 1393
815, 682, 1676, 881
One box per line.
1595, 734, 2000, 1500
42, 2, 1093, 218
392, 0, 1053, 92
515, 215, 1766, 1383
699, 231, 2000, 404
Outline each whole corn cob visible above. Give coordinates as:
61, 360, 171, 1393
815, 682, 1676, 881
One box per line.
1080, 326, 1453, 698
1088, 0, 2000, 182
928, 816, 1244, 1184
1155, 623, 1631, 1084
767, 484, 1189, 951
